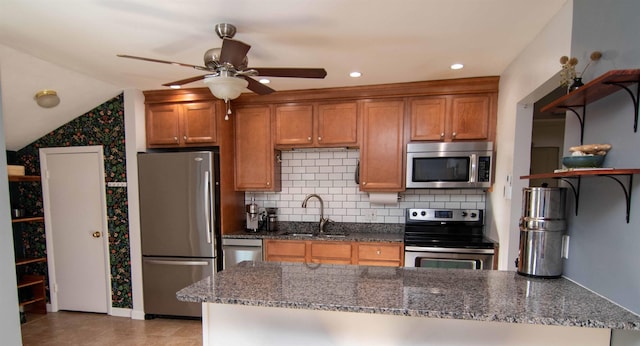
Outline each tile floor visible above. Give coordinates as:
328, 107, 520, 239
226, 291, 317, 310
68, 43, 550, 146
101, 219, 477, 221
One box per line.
20, 311, 202, 345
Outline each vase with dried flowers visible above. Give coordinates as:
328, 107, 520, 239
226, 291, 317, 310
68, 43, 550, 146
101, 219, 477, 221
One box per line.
559, 51, 602, 92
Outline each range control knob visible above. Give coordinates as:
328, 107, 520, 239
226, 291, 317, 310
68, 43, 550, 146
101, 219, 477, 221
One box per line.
421, 211, 426, 216
412, 211, 418, 217
471, 212, 477, 218
462, 211, 468, 217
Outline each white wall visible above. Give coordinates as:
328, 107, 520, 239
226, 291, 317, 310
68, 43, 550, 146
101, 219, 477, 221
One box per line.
0, 79, 23, 345
562, 0, 640, 315
488, 0, 573, 270
249, 149, 486, 225
123, 89, 146, 320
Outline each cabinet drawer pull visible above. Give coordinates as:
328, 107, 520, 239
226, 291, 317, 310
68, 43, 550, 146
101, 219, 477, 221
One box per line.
173, 136, 178, 142
440, 132, 445, 138
183, 135, 187, 140
376, 250, 381, 255
452, 132, 457, 138
318, 136, 322, 141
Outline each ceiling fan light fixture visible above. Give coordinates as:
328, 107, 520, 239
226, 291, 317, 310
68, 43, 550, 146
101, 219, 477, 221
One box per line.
204, 75, 248, 101
34, 89, 60, 108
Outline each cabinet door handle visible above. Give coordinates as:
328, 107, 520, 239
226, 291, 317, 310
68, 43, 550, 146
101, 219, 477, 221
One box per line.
362, 181, 367, 185
376, 250, 381, 255
92, 231, 102, 238
266, 181, 270, 186
440, 132, 445, 138
307, 136, 312, 141
183, 135, 187, 140
318, 136, 322, 141
452, 132, 457, 138
173, 136, 178, 142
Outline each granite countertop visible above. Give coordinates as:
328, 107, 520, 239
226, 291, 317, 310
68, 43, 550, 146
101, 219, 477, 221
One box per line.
177, 261, 640, 330
223, 221, 404, 243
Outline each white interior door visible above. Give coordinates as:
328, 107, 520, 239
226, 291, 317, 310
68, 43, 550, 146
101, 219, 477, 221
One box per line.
40, 146, 111, 314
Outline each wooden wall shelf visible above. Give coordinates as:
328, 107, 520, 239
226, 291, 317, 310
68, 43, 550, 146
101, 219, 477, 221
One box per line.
15, 257, 47, 266
8, 175, 41, 182
521, 169, 640, 223
540, 69, 640, 144
12, 216, 45, 223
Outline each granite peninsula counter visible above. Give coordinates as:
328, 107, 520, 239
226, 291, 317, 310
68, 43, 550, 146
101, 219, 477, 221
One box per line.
178, 262, 640, 345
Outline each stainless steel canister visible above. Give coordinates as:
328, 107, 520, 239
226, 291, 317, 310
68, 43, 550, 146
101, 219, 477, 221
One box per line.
517, 187, 567, 278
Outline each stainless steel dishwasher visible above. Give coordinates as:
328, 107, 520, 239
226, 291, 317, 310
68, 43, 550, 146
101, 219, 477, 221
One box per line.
222, 238, 263, 269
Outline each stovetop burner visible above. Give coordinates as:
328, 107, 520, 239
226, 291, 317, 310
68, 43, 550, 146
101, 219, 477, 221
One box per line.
404, 208, 495, 249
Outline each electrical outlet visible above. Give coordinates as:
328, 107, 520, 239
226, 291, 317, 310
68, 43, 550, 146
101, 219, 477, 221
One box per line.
369, 210, 377, 222
562, 235, 570, 259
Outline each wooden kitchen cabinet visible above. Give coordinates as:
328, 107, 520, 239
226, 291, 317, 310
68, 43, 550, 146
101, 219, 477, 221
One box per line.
274, 102, 359, 148
146, 101, 218, 147
264, 239, 306, 262
234, 105, 281, 191
265, 239, 403, 266
309, 241, 353, 264
409, 94, 495, 142
355, 242, 403, 267
360, 100, 405, 191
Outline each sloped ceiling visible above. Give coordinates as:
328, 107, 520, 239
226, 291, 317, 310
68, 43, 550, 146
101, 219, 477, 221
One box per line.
0, 0, 566, 150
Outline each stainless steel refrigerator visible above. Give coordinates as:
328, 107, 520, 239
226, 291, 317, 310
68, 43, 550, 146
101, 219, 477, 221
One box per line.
138, 151, 220, 318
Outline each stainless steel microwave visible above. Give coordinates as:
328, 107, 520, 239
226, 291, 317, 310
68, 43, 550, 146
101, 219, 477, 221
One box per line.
406, 142, 493, 189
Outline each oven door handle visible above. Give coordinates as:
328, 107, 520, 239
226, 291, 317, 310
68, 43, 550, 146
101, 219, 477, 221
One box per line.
404, 246, 495, 254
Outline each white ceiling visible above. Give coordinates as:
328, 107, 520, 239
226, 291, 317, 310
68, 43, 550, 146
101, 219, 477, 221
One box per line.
0, 0, 566, 150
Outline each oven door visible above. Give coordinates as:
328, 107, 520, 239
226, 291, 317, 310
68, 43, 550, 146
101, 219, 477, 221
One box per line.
404, 247, 494, 270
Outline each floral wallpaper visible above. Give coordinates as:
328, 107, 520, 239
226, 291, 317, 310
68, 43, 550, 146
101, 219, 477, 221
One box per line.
16, 93, 132, 308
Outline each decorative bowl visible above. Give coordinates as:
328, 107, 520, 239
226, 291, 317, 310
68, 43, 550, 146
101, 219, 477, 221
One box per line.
562, 155, 605, 168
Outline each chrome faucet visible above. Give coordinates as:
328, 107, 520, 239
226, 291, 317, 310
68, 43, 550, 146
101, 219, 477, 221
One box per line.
301, 194, 331, 233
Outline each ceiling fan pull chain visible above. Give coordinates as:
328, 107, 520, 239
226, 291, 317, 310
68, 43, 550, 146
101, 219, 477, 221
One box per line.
224, 99, 232, 120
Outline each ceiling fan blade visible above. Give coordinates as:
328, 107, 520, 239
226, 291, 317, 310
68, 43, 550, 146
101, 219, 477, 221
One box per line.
219, 39, 251, 67
162, 74, 209, 87
117, 54, 207, 70
243, 76, 276, 95
250, 67, 327, 79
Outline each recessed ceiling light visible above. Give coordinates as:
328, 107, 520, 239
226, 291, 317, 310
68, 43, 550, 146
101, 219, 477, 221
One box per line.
350, 71, 362, 78
450, 63, 464, 70
169, 85, 181, 89
259, 79, 270, 84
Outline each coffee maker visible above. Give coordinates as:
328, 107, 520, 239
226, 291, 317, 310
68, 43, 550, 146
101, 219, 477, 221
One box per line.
245, 200, 259, 231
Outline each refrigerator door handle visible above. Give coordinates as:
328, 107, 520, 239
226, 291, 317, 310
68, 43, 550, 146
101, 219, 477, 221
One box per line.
144, 259, 210, 266
204, 171, 212, 244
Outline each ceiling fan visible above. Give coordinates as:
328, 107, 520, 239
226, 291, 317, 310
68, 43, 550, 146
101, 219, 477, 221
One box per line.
117, 23, 327, 100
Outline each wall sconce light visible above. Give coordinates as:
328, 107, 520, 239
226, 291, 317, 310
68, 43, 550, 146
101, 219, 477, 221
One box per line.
34, 90, 60, 108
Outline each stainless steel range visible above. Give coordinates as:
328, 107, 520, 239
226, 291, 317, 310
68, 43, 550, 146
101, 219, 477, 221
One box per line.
404, 208, 496, 270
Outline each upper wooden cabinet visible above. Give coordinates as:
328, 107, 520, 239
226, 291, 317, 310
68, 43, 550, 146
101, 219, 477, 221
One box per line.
274, 102, 359, 148
409, 94, 496, 142
146, 101, 218, 147
234, 105, 281, 191
360, 100, 405, 192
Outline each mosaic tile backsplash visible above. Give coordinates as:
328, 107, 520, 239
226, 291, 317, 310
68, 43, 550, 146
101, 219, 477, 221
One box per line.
246, 149, 486, 224
16, 93, 132, 309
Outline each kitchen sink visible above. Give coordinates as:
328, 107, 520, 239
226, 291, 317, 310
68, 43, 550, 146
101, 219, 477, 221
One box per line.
281, 232, 346, 238
281, 232, 314, 237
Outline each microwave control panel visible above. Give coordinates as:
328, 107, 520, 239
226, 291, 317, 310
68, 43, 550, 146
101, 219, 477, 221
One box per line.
477, 156, 491, 182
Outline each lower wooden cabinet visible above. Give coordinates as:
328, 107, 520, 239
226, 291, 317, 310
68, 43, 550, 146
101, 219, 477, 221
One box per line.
264, 239, 403, 266
355, 242, 404, 267
309, 242, 353, 265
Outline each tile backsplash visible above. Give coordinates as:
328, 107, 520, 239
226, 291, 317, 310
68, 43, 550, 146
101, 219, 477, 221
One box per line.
245, 148, 486, 224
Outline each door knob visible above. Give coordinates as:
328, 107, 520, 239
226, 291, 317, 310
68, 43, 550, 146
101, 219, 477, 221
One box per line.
92, 231, 102, 238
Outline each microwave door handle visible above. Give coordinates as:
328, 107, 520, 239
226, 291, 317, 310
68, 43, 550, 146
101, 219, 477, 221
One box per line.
469, 154, 477, 183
